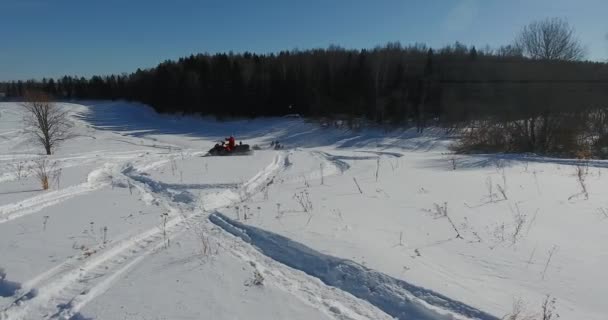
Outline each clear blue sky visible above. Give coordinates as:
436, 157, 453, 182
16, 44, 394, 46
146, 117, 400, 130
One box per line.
1, 0, 606, 81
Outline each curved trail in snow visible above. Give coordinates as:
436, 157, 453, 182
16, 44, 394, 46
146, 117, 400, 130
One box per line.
210, 213, 498, 320
312, 151, 351, 174
0, 153, 286, 320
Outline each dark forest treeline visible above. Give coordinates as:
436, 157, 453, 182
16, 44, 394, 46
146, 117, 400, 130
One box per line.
3, 42, 608, 157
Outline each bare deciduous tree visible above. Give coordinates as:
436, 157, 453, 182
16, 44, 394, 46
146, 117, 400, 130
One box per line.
22, 91, 71, 155
516, 18, 585, 61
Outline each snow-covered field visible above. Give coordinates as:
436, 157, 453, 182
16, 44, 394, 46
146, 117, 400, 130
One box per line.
0, 101, 606, 320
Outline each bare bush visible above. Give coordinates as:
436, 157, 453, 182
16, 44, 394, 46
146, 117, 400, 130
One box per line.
9, 161, 28, 180
485, 177, 497, 203
541, 246, 558, 280
453, 114, 588, 158
245, 269, 265, 287
275, 203, 283, 219
497, 167, 508, 200
293, 190, 313, 213
352, 177, 363, 194
449, 155, 457, 170
568, 151, 590, 200
502, 295, 560, 320
160, 212, 170, 248
497, 184, 508, 201
22, 91, 72, 155
193, 224, 216, 259
540, 295, 560, 320
32, 158, 60, 190
170, 157, 178, 176
42, 215, 50, 231
102, 226, 108, 244
502, 298, 535, 320
510, 204, 535, 245
430, 202, 463, 239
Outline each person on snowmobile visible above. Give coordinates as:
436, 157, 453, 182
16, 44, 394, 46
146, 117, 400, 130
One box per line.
225, 135, 236, 151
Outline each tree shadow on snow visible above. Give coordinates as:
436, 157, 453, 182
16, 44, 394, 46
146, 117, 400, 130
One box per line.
419, 152, 608, 172
72, 101, 453, 151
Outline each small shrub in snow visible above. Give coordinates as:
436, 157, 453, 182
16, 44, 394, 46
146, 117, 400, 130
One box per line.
302, 175, 310, 188
352, 177, 363, 194
263, 186, 269, 200
275, 203, 283, 219
502, 295, 560, 320
193, 225, 216, 259
42, 215, 50, 231
540, 295, 560, 320
293, 190, 313, 213
170, 157, 178, 176
252, 269, 264, 286
127, 179, 134, 195
9, 161, 28, 180
510, 204, 530, 245
102, 226, 108, 245
160, 212, 170, 248
320, 163, 324, 185
485, 177, 497, 203
568, 150, 590, 200
245, 269, 264, 287
243, 205, 250, 220
568, 165, 589, 201
541, 245, 558, 280
497, 167, 508, 200
444, 153, 458, 170
502, 298, 534, 320
245, 264, 265, 287
32, 158, 60, 190
397, 231, 405, 246
497, 184, 508, 201
429, 202, 463, 239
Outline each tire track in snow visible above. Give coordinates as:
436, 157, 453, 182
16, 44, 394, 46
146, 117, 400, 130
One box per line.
0, 153, 285, 320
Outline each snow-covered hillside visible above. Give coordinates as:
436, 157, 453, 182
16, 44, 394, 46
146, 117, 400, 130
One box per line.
0, 101, 606, 320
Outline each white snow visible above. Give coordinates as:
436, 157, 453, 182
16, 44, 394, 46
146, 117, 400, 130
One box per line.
0, 101, 606, 319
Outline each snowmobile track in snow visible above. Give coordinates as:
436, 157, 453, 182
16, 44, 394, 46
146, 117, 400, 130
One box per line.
0, 153, 285, 320
210, 212, 499, 320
